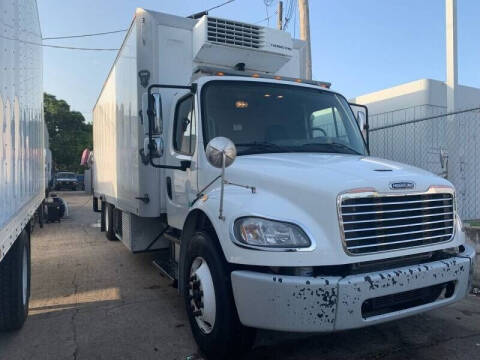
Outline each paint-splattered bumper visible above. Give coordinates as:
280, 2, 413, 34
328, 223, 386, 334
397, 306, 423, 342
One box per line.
231, 245, 476, 332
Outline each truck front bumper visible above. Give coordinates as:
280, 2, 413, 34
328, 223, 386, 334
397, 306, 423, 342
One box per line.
231, 244, 476, 332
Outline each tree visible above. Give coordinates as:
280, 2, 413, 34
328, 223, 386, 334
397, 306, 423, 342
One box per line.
44, 93, 92, 173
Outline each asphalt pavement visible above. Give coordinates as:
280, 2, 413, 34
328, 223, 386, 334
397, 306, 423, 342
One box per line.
0, 192, 479, 360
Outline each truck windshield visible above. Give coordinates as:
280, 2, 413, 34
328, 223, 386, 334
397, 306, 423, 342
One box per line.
202, 81, 366, 156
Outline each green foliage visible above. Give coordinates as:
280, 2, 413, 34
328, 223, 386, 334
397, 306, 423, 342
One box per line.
44, 93, 92, 173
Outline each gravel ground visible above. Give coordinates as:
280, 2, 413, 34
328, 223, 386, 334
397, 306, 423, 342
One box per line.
0, 192, 479, 360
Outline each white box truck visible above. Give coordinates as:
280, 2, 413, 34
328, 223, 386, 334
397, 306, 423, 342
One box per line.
0, 0, 44, 331
93, 9, 476, 359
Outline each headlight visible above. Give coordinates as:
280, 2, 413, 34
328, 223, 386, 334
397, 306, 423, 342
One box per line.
234, 217, 311, 248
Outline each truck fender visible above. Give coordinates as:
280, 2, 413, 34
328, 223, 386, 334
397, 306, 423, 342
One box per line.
178, 206, 223, 296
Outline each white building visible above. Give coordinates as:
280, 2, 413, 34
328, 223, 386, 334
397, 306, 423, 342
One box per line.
351, 78, 480, 129
351, 78, 480, 220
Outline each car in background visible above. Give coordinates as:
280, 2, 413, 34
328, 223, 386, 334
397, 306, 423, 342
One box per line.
76, 174, 85, 191
54, 172, 78, 191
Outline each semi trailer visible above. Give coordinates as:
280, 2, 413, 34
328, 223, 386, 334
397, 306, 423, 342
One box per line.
0, 0, 44, 331
93, 8, 476, 359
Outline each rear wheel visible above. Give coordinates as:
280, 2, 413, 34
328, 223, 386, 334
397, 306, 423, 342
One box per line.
105, 203, 116, 241
0, 229, 31, 331
93, 197, 99, 212
183, 231, 255, 360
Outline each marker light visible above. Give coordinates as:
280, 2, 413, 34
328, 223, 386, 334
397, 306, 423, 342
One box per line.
264, 94, 271, 97
277, 95, 283, 99
252, 73, 260, 78
235, 100, 248, 108
274, 76, 281, 80
216, 71, 224, 76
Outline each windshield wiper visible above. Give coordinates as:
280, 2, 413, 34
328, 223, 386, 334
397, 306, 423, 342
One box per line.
235, 141, 290, 155
300, 142, 362, 155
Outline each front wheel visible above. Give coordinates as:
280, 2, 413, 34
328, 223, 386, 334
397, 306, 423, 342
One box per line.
183, 231, 255, 360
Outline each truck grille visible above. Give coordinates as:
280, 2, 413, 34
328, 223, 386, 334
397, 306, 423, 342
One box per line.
207, 17, 262, 49
339, 192, 455, 255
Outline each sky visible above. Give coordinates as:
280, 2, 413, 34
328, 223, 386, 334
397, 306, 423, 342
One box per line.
37, 0, 480, 123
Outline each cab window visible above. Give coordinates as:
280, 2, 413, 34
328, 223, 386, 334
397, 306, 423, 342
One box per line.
310, 107, 347, 139
173, 95, 196, 155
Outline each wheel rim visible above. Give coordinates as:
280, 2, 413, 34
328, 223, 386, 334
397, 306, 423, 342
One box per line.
22, 245, 28, 306
189, 257, 216, 334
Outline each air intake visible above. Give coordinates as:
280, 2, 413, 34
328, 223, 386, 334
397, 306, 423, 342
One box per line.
193, 16, 293, 73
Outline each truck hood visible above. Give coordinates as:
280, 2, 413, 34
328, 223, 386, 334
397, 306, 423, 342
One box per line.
209, 152, 459, 267
226, 153, 450, 195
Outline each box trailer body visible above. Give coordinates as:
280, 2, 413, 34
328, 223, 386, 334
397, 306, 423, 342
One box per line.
0, 0, 44, 330
93, 9, 476, 359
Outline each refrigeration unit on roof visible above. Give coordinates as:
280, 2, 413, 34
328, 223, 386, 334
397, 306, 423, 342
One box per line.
193, 16, 294, 73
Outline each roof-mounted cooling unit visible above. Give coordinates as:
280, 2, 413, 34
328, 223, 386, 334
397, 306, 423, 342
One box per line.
193, 16, 293, 73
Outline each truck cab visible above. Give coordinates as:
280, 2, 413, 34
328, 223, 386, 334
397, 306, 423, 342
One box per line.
140, 71, 476, 359
93, 9, 476, 360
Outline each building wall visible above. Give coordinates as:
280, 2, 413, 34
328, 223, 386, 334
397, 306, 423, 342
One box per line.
352, 79, 480, 220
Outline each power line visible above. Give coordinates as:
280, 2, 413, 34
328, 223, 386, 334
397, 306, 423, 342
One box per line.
206, 0, 235, 12
42, 0, 234, 43
255, 10, 278, 24
42, 28, 128, 40
0, 34, 119, 51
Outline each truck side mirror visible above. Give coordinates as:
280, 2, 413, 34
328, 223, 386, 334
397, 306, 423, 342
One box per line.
205, 137, 237, 220
141, 92, 163, 135
141, 92, 164, 160
205, 137, 237, 168
141, 92, 149, 135
357, 110, 367, 141
150, 93, 163, 134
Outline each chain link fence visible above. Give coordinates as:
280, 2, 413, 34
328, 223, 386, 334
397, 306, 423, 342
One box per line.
369, 106, 480, 220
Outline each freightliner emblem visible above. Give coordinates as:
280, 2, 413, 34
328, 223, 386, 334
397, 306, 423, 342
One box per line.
389, 181, 415, 190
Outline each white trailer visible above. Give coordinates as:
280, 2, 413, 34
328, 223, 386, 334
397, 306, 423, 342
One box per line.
0, 0, 44, 331
93, 9, 476, 359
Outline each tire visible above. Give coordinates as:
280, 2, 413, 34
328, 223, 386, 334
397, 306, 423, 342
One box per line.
93, 197, 99, 212
105, 203, 116, 241
183, 231, 255, 360
38, 203, 44, 229
100, 201, 106, 232
0, 229, 31, 331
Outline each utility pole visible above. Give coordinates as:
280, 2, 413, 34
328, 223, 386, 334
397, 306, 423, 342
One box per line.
446, 0, 457, 114
445, 0, 460, 202
298, 0, 312, 79
277, 1, 283, 30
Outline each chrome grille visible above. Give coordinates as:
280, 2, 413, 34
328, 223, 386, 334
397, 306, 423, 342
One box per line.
339, 192, 455, 255
207, 18, 263, 48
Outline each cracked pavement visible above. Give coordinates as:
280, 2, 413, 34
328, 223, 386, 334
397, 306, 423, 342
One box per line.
0, 192, 479, 360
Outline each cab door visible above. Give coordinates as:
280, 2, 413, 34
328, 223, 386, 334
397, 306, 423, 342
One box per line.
165, 93, 198, 229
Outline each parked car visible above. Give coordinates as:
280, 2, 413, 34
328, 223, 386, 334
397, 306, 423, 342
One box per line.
55, 172, 78, 191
